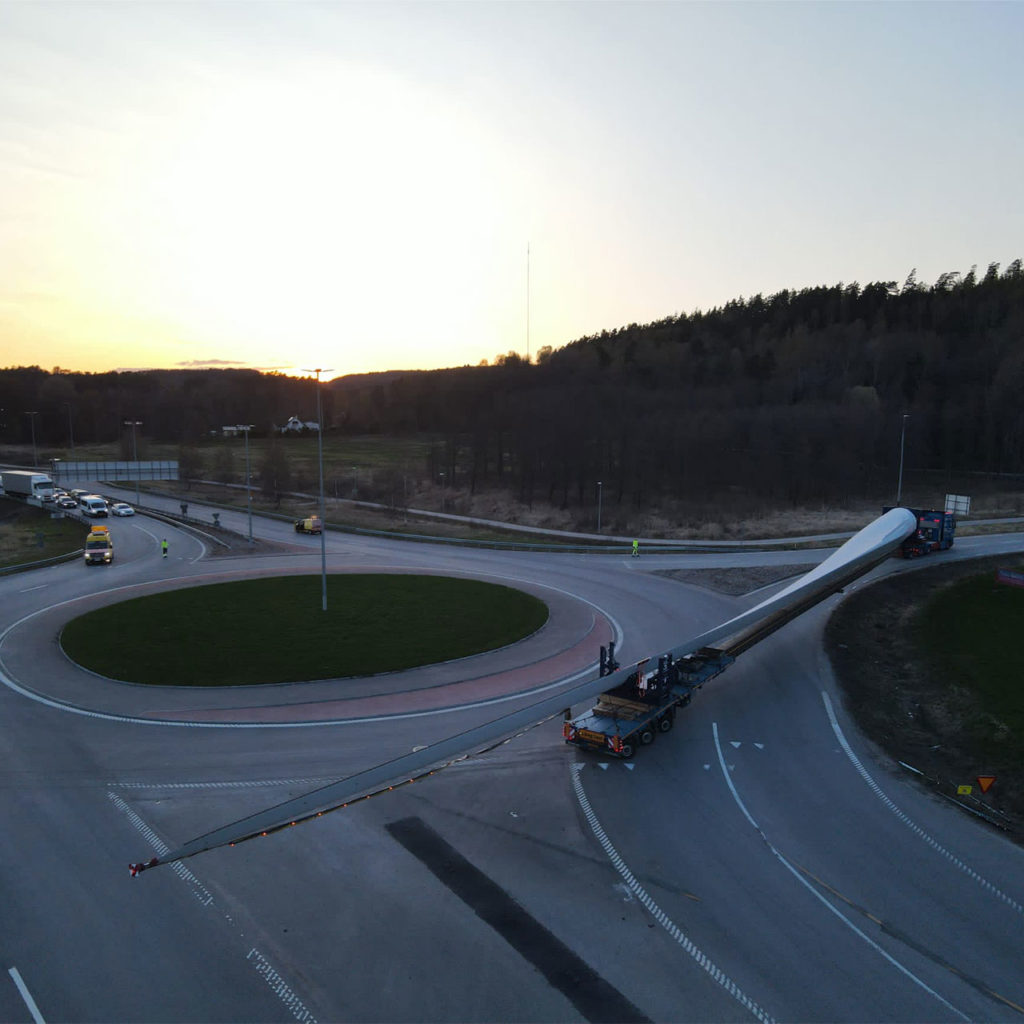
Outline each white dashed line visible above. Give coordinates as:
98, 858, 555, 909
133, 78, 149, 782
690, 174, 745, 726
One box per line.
822, 690, 1024, 915
108, 792, 318, 1022
712, 722, 969, 1021
570, 763, 775, 1023
246, 950, 317, 1023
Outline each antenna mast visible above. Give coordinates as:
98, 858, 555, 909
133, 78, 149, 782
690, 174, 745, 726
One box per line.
526, 242, 530, 364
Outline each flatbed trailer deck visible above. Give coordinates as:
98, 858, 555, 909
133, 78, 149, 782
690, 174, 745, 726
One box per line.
564, 645, 734, 758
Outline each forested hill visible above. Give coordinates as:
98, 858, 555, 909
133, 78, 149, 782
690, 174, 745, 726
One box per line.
343, 262, 1024, 506
3, 261, 1023, 509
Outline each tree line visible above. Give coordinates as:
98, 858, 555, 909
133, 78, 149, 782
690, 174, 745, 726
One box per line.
3, 260, 1023, 512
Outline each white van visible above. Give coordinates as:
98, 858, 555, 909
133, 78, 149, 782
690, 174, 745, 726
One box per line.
79, 495, 109, 517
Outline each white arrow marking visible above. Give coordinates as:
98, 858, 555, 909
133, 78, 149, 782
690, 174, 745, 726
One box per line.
624, 763, 635, 771
754, 743, 765, 750
598, 763, 609, 770
730, 741, 742, 749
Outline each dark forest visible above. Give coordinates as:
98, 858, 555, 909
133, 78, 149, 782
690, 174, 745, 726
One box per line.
3, 261, 1023, 511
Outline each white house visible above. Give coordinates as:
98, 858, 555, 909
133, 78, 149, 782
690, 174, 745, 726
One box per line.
280, 416, 320, 434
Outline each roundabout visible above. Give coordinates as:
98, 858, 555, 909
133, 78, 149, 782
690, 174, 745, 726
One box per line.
2, 491, 1023, 1024
0, 565, 617, 725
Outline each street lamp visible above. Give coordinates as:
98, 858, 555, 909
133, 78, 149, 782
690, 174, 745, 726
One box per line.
238, 425, 255, 545
25, 411, 38, 468
439, 471, 445, 514
301, 368, 333, 612
597, 480, 603, 534
895, 414, 909, 506
124, 420, 142, 507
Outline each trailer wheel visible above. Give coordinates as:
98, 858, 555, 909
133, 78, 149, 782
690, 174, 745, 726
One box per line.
657, 714, 673, 734
619, 742, 635, 759
638, 728, 655, 746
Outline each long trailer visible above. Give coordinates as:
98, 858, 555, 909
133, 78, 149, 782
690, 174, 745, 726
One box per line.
563, 642, 734, 758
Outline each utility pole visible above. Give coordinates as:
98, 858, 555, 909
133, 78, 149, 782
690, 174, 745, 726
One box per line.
895, 414, 909, 506
301, 368, 333, 612
597, 480, 603, 534
239, 425, 255, 545
125, 420, 142, 507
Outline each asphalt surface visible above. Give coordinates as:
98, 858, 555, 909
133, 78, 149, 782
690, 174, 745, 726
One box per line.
1, 487, 1023, 1022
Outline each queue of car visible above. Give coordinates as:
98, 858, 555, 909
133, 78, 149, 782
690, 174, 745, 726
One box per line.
51, 488, 135, 517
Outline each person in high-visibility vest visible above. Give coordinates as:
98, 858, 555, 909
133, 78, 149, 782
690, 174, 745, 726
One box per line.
632, 538, 639, 558
161, 539, 168, 558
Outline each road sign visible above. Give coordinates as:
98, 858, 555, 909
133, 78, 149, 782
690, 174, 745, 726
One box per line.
977, 776, 996, 793
957, 785, 973, 796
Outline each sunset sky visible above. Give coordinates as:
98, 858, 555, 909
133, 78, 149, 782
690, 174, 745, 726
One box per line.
2, 1, 1022, 380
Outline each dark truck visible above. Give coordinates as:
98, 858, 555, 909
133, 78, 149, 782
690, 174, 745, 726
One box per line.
563, 643, 734, 758
885, 507, 956, 558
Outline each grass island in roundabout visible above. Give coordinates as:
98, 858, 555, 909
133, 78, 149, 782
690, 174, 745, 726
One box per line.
60, 575, 550, 687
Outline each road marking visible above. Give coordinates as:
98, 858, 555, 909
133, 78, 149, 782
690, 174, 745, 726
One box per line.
108, 792, 213, 906
108, 792, 317, 1022
246, 950, 317, 1023
712, 722, 970, 1020
571, 763, 775, 1023
822, 691, 1024, 915
0, 571, 622, 729
17, 585, 47, 594
7, 967, 45, 1024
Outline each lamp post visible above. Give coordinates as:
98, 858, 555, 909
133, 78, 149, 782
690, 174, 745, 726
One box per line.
239, 425, 254, 545
124, 420, 142, 507
26, 411, 38, 468
439, 471, 445, 514
301, 368, 333, 612
895, 414, 909, 506
597, 480, 603, 534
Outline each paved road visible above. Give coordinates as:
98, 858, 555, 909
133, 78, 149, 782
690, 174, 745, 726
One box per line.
2, 492, 1023, 1022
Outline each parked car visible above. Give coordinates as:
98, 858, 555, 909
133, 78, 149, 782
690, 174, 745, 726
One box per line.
110, 502, 135, 517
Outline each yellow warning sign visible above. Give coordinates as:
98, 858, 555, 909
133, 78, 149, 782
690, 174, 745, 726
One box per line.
957, 785, 973, 796
977, 776, 996, 793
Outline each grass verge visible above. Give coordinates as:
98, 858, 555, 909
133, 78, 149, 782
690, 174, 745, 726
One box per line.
826, 555, 1024, 839
60, 574, 549, 686
0, 500, 84, 569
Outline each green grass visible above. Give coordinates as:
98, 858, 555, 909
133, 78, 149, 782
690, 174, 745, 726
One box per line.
915, 565, 1024, 740
0, 500, 85, 569
60, 574, 549, 686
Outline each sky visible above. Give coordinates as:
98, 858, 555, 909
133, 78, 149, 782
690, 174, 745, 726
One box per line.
2, 1, 1022, 381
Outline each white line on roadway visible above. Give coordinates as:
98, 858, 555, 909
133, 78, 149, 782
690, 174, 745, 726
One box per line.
7, 967, 45, 1024
821, 690, 1024, 915
17, 585, 47, 594
0, 567, 624, 729
107, 793, 318, 1023
570, 763, 775, 1024
711, 721, 969, 1020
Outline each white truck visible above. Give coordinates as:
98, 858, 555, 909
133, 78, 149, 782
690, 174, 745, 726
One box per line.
0, 470, 56, 503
